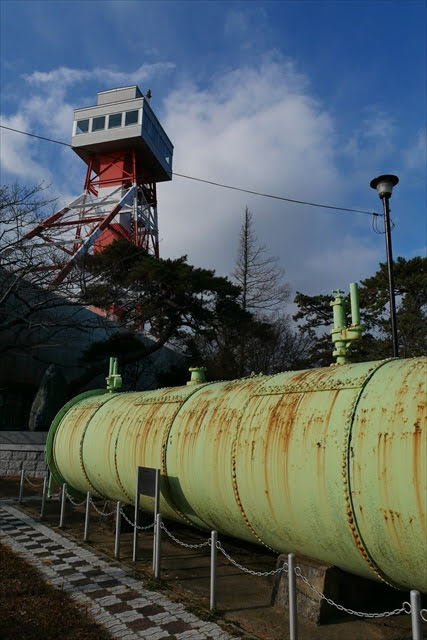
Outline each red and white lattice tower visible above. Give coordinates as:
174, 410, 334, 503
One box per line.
25, 86, 173, 284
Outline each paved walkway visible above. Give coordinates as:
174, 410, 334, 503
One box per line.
0, 503, 233, 640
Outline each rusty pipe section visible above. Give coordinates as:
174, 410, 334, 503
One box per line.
46, 357, 427, 591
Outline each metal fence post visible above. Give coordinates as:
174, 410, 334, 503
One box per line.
288, 553, 298, 640
133, 483, 139, 562
115, 501, 121, 560
410, 590, 422, 640
210, 530, 218, 611
18, 467, 24, 504
152, 518, 157, 571
40, 476, 48, 518
83, 491, 90, 542
152, 469, 160, 570
154, 514, 162, 579
47, 471, 53, 499
59, 483, 67, 528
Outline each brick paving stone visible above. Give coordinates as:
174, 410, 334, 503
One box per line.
105, 602, 133, 614
97, 574, 119, 583
146, 632, 170, 640
136, 604, 164, 616
117, 589, 141, 601
81, 568, 105, 577
116, 607, 139, 617
98, 596, 121, 606
57, 567, 77, 575
87, 588, 112, 599
109, 585, 129, 595
126, 598, 151, 608
23, 543, 40, 549
99, 578, 122, 588
162, 620, 193, 634
144, 630, 169, 639
69, 577, 93, 587
176, 631, 209, 640
0, 503, 234, 640
127, 618, 157, 631
45, 544, 62, 550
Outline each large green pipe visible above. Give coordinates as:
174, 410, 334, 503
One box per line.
46, 357, 426, 591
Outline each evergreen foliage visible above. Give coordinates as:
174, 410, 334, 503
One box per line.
293, 256, 427, 367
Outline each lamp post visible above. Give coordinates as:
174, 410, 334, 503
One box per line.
370, 174, 399, 357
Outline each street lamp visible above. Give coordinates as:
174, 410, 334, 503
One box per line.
370, 174, 399, 357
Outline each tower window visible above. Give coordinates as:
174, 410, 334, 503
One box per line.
108, 113, 122, 128
92, 116, 106, 132
76, 119, 89, 134
125, 110, 139, 126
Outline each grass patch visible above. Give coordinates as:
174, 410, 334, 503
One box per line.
140, 576, 167, 591
0, 542, 112, 640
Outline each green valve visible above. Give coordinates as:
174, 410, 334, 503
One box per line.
187, 367, 207, 385
106, 356, 122, 392
330, 283, 363, 365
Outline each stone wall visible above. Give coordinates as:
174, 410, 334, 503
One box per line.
0, 444, 48, 478
0, 432, 48, 478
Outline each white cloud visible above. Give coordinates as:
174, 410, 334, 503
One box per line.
24, 62, 175, 89
302, 238, 383, 293
403, 129, 426, 170
342, 108, 397, 168
223, 6, 270, 51
0, 113, 51, 182
1, 59, 388, 296
159, 61, 383, 294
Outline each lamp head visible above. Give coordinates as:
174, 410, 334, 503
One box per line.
370, 174, 399, 199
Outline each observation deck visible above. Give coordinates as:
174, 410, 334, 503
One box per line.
71, 86, 173, 182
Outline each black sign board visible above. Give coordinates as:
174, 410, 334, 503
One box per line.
133, 466, 161, 562
137, 466, 158, 498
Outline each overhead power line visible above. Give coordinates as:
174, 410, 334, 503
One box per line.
0, 125, 70, 147
172, 172, 379, 215
0, 124, 380, 218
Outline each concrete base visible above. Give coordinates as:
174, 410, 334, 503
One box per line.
271, 553, 406, 624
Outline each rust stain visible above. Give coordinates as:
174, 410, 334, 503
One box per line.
262, 395, 291, 531
412, 420, 426, 537
231, 378, 276, 548
381, 509, 405, 556
277, 392, 305, 507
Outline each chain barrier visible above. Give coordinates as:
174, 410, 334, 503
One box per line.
161, 522, 211, 549
120, 508, 155, 531
19, 469, 424, 625
89, 497, 116, 517
66, 493, 86, 507
216, 541, 288, 577
24, 476, 45, 489
294, 566, 408, 619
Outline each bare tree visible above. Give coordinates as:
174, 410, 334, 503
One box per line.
0, 182, 108, 364
232, 207, 290, 314
221, 207, 300, 376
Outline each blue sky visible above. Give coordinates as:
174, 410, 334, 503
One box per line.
1, 0, 425, 298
